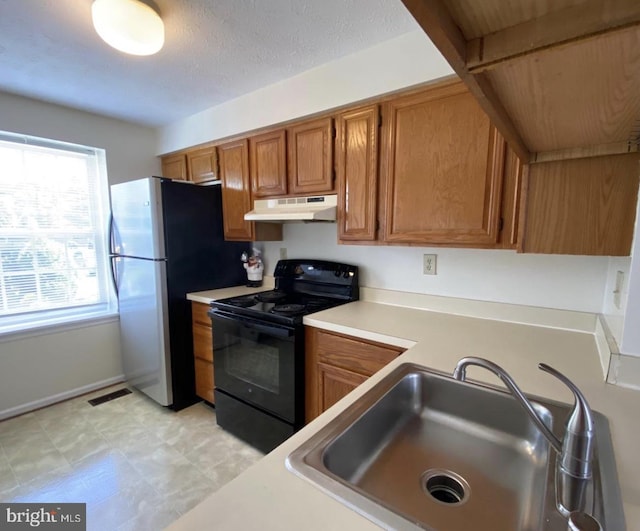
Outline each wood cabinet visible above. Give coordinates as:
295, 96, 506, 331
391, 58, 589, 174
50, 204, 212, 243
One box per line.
337, 105, 380, 242
380, 82, 505, 246
192, 302, 214, 404
522, 152, 639, 255
219, 138, 283, 242
161, 147, 218, 184
219, 139, 255, 241
250, 129, 287, 197
287, 117, 335, 195
161, 153, 188, 180
305, 327, 405, 423
187, 146, 218, 184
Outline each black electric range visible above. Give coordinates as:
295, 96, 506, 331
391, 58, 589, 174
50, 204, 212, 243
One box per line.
208, 259, 359, 453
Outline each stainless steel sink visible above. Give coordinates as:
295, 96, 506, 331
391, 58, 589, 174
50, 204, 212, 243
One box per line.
286, 363, 624, 530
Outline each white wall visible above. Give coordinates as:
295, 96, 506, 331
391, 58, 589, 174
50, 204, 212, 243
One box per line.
621, 195, 640, 357
0, 322, 122, 418
0, 91, 160, 185
158, 30, 453, 154
261, 224, 610, 313
602, 257, 632, 348
0, 91, 160, 417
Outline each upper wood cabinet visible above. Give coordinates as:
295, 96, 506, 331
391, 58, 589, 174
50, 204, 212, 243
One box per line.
161, 147, 218, 184
187, 146, 219, 184
218, 138, 283, 242
250, 129, 287, 198
161, 154, 188, 180
380, 82, 505, 246
337, 105, 380, 242
287, 117, 335, 195
219, 139, 254, 241
522, 153, 639, 255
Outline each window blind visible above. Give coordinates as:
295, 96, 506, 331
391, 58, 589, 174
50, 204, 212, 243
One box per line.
0, 131, 115, 334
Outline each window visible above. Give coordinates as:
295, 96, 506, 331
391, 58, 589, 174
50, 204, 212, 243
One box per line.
0, 131, 116, 335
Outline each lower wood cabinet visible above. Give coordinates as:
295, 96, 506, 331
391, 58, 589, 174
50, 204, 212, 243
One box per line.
305, 326, 405, 423
192, 302, 214, 403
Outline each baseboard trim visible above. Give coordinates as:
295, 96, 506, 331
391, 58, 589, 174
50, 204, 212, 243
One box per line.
0, 374, 126, 421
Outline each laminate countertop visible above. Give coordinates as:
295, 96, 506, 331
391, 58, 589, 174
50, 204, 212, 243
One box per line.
171, 289, 640, 530
186, 277, 275, 304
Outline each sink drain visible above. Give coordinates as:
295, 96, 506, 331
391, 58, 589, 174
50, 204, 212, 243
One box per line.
421, 469, 470, 506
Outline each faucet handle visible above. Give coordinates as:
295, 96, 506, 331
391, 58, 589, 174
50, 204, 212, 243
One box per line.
538, 363, 595, 479
567, 511, 602, 531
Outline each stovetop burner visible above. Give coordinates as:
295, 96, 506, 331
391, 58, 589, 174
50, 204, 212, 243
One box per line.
228, 296, 256, 308
271, 303, 306, 315
255, 291, 286, 303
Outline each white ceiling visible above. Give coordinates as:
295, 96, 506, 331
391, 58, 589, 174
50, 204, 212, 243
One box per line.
0, 0, 419, 127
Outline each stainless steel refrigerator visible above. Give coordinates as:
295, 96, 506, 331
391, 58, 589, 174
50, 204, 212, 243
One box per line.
109, 177, 249, 410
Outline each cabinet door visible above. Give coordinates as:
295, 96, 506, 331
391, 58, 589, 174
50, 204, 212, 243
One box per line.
522, 152, 639, 255
195, 358, 214, 404
318, 363, 368, 413
219, 139, 255, 241
381, 82, 504, 245
192, 302, 214, 403
305, 327, 404, 423
337, 106, 379, 242
250, 130, 287, 197
187, 146, 218, 184
161, 154, 188, 180
287, 117, 334, 195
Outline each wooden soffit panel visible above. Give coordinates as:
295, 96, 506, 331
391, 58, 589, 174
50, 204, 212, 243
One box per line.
400, 0, 640, 161
446, 0, 585, 40
488, 25, 640, 153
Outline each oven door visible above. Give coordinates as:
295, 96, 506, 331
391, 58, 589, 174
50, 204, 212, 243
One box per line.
210, 309, 300, 424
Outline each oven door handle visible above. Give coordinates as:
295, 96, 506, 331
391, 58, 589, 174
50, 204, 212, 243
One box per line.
209, 310, 296, 338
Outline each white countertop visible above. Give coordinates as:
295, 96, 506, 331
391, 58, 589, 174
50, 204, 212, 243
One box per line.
171, 289, 640, 531
186, 277, 275, 304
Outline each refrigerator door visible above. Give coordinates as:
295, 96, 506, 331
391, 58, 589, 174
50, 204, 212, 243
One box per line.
110, 177, 166, 260
115, 255, 172, 406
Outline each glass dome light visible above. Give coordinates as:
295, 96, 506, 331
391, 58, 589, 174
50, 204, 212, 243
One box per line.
92, 0, 164, 56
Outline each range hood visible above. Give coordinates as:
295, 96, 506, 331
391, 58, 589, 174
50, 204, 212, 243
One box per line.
244, 194, 337, 223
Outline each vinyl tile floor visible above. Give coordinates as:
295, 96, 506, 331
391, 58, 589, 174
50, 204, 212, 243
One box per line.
0, 385, 264, 530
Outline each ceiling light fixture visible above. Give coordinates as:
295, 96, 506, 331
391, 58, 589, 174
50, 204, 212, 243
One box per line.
92, 0, 164, 56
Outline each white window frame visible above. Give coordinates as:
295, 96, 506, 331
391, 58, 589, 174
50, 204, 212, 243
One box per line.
0, 131, 117, 338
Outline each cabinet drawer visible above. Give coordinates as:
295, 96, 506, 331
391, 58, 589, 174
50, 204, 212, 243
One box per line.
195, 358, 214, 403
315, 329, 403, 377
192, 302, 211, 326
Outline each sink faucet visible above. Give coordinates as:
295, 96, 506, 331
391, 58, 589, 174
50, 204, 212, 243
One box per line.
453, 357, 595, 480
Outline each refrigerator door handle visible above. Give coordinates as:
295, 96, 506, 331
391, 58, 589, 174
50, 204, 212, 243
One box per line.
110, 256, 119, 297
108, 212, 115, 256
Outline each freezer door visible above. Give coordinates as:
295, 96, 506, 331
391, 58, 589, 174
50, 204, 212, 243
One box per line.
115, 255, 172, 406
110, 177, 166, 260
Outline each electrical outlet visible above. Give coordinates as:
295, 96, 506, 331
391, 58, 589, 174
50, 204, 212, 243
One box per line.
614, 270, 624, 310
423, 254, 437, 275
279, 247, 287, 260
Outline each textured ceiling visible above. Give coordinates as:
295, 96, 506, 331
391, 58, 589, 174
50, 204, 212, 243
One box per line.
0, 0, 419, 126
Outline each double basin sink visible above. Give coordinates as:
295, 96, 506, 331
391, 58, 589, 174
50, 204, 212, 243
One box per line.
286, 363, 624, 530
